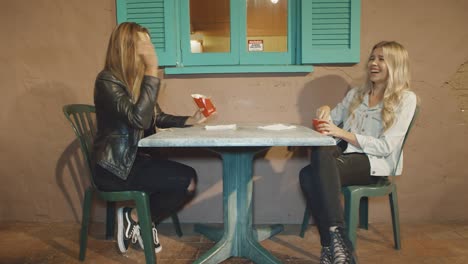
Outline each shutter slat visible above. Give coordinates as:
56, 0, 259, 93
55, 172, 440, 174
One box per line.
312, 3, 350, 9
128, 13, 164, 20
127, 0, 159, 3
311, 29, 350, 34
311, 34, 350, 40
312, 18, 350, 24
312, 24, 350, 29
127, 8, 164, 14
312, 40, 350, 45
128, 3, 163, 8
312, 13, 350, 19
128, 17, 165, 24
312, 7, 350, 12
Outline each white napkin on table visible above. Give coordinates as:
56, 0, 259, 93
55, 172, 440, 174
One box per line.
258, 124, 296, 130
205, 124, 237, 131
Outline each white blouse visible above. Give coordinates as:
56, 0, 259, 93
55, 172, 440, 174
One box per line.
330, 88, 417, 176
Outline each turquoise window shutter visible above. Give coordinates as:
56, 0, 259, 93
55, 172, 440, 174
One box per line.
301, 0, 361, 64
116, 0, 176, 66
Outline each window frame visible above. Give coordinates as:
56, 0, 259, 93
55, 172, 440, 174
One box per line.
115, 0, 361, 74
239, 0, 296, 65
179, 0, 240, 66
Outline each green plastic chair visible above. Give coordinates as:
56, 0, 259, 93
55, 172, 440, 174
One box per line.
299, 106, 419, 250
63, 104, 183, 264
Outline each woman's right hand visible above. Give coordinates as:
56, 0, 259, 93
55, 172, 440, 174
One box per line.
136, 32, 158, 76
316, 105, 331, 119
185, 109, 208, 126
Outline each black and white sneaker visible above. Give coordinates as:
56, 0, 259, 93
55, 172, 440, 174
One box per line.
320, 246, 333, 264
117, 207, 141, 253
330, 227, 358, 264
152, 224, 162, 253
137, 223, 162, 254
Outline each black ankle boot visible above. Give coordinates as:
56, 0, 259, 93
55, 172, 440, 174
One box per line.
329, 227, 358, 264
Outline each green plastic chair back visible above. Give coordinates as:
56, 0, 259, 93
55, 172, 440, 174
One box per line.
62, 104, 98, 187
63, 104, 182, 264
300, 105, 420, 250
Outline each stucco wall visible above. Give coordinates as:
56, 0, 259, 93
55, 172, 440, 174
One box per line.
1, 0, 468, 224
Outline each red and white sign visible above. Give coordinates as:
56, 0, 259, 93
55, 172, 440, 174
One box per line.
248, 40, 264, 52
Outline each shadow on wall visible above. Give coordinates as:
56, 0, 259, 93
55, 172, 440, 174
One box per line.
297, 74, 352, 127
286, 73, 351, 161
251, 146, 308, 223
55, 138, 95, 223
1, 79, 94, 222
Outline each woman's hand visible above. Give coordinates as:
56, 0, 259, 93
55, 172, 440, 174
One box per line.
316, 105, 331, 120
317, 121, 343, 138
136, 32, 158, 76
318, 121, 360, 148
185, 109, 208, 126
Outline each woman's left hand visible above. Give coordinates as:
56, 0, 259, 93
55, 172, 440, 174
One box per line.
185, 109, 207, 125
318, 121, 360, 147
317, 121, 344, 138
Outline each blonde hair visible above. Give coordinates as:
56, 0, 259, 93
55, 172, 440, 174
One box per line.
104, 22, 149, 101
348, 41, 411, 132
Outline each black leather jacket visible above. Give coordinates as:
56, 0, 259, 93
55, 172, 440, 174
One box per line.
93, 71, 188, 180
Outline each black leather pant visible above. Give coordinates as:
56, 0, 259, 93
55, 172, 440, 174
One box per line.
299, 141, 378, 246
95, 154, 197, 223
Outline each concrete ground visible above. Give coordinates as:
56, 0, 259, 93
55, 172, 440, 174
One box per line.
1, 222, 468, 263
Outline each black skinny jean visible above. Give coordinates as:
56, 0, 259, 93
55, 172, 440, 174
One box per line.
299, 141, 379, 246
94, 154, 197, 223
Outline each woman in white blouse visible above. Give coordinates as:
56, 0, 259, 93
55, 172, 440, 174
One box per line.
299, 41, 417, 264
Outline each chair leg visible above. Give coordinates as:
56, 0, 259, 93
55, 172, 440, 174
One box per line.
79, 188, 93, 261
105, 201, 115, 240
299, 205, 310, 238
134, 193, 156, 264
343, 189, 361, 249
171, 213, 183, 237
389, 186, 401, 250
359, 197, 369, 230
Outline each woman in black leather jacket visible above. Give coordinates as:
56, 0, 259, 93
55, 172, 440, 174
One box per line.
93, 22, 206, 254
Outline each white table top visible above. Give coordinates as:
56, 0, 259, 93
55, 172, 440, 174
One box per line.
138, 123, 336, 147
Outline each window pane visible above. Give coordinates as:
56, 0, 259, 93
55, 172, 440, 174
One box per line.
246, 0, 288, 53
190, 0, 231, 53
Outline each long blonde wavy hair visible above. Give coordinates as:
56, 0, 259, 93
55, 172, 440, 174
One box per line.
104, 22, 149, 101
348, 41, 411, 132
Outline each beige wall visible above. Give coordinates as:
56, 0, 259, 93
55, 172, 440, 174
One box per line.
1, 0, 468, 224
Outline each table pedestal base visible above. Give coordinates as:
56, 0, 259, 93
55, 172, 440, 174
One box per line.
193, 147, 283, 264
193, 224, 284, 264
194, 223, 284, 242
